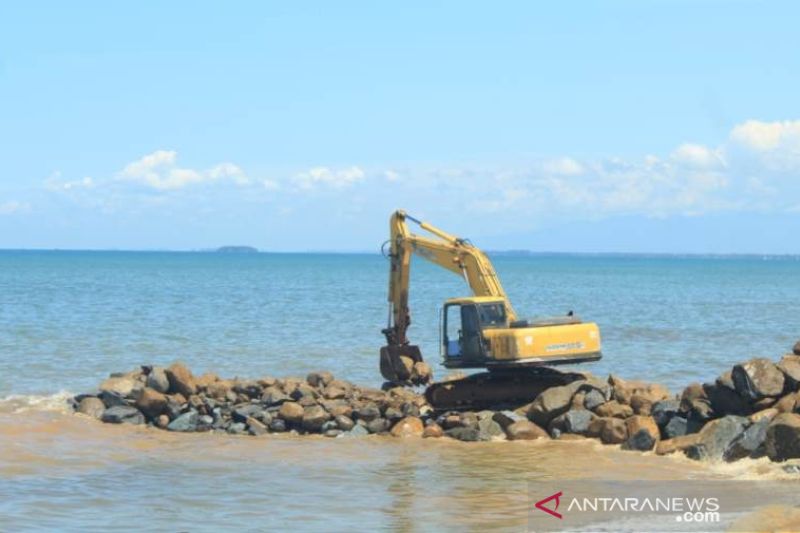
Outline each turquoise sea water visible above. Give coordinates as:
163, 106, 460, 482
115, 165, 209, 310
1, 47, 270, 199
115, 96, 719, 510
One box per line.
1, 250, 798, 395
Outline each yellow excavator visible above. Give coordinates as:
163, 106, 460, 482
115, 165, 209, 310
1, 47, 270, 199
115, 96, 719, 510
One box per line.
380, 210, 602, 409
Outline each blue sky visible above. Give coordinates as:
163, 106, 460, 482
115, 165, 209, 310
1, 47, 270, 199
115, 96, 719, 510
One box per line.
1, 1, 799, 252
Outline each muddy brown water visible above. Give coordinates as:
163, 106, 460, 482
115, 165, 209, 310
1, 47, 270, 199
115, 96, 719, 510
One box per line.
1, 399, 798, 531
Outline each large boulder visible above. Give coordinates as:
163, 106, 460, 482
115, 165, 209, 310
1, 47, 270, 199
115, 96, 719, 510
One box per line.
477, 415, 505, 441
166, 362, 197, 397
684, 415, 749, 461
167, 410, 198, 432
588, 417, 627, 444
662, 415, 703, 439
278, 401, 304, 424
704, 383, 752, 417
583, 389, 607, 411
732, 358, 785, 401
724, 417, 769, 461
593, 401, 633, 419
135, 387, 168, 419
77, 397, 105, 419
765, 413, 800, 461
651, 399, 681, 427
306, 371, 334, 388
146, 367, 170, 394
610, 375, 669, 406
492, 410, 526, 429
99, 376, 140, 398
777, 355, 800, 390
101, 405, 145, 425
527, 381, 584, 426
622, 415, 659, 451
549, 410, 594, 437
505, 420, 548, 440
390, 416, 424, 437
302, 405, 331, 432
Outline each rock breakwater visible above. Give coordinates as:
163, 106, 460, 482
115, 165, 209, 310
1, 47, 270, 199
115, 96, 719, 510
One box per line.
71, 341, 800, 463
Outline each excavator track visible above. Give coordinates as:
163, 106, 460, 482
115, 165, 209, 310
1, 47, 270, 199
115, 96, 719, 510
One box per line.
424, 367, 585, 411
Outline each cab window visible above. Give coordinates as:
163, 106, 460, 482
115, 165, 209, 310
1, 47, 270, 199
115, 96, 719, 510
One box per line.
478, 303, 506, 328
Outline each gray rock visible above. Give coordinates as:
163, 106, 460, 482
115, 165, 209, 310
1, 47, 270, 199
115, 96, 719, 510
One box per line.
261, 387, 290, 406
622, 429, 656, 451
227, 422, 246, 434
306, 371, 334, 388
334, 415, 355, 431
268, 418, 287, 432
77, 397, 105, 419
583, 389, 607, 411
384, 406, 404, 422
99, 390, 128, 408
165, 400, 183, 420
324, 429, 342, 437
101, 405, 145, 425
346, 423, 370, 437
527, 380, 585, 427
685, 415, 749, 461
765, 413, 800, 461
444, 426, 481, 442
651, 399, 681, 427
732, 358, 785, 401
724, 417, 769, 461
365, 417, 389, 434
167, 410, 199, 432
549, 410, 594, 436
662, 415, 702, 439
320, 420, 338, 432
302, 405, 331, 431
197, 414, 214, 431
146, 367, 170, 394
704, 383, 752, 417
232, 404, 264, 423
401, 403, 420, 418
477, 417, 505, 441
354, 404, 381, 422
492, 410, 526, 429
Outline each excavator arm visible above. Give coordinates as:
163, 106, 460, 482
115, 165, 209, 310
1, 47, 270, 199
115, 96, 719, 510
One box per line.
380, 210, 515, 384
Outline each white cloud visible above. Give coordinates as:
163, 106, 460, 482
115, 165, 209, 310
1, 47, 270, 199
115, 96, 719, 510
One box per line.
671, 143, 724, 169
541, 157, 585, 176
292, 166, 365, 189
384, 170, 400, 182
0, 200, 31, 215
730, 120, 800, 152
119, 150, 249, 190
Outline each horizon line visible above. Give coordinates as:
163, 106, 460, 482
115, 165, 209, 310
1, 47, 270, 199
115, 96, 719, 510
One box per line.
1, 247, 800, 259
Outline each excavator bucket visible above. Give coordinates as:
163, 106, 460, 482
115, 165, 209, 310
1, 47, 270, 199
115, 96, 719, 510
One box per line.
379, 345, 432, 385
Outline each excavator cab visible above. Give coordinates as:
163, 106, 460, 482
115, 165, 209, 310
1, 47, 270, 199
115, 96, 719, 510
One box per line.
441, 297, 508, 366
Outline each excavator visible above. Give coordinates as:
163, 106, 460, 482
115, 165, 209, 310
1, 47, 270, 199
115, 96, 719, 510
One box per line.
379, 210, 602, 409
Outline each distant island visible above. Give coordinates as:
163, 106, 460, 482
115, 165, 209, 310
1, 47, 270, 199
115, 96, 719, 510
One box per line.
216, 246, 258, 253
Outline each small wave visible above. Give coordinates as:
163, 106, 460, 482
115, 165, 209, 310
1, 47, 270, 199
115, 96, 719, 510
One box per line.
0, 391, 74, 414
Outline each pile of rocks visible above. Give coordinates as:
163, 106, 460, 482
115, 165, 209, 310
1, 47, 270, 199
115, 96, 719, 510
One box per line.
71, 341, 800, 463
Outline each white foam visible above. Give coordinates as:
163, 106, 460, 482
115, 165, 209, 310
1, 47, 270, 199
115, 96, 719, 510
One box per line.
0, 390, 74, 414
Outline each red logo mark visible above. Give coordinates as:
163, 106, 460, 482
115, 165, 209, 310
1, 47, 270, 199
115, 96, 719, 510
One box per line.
534, 491, 563, 519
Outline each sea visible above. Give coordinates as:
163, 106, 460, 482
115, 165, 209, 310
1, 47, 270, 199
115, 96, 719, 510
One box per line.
1, 250, 799, 531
